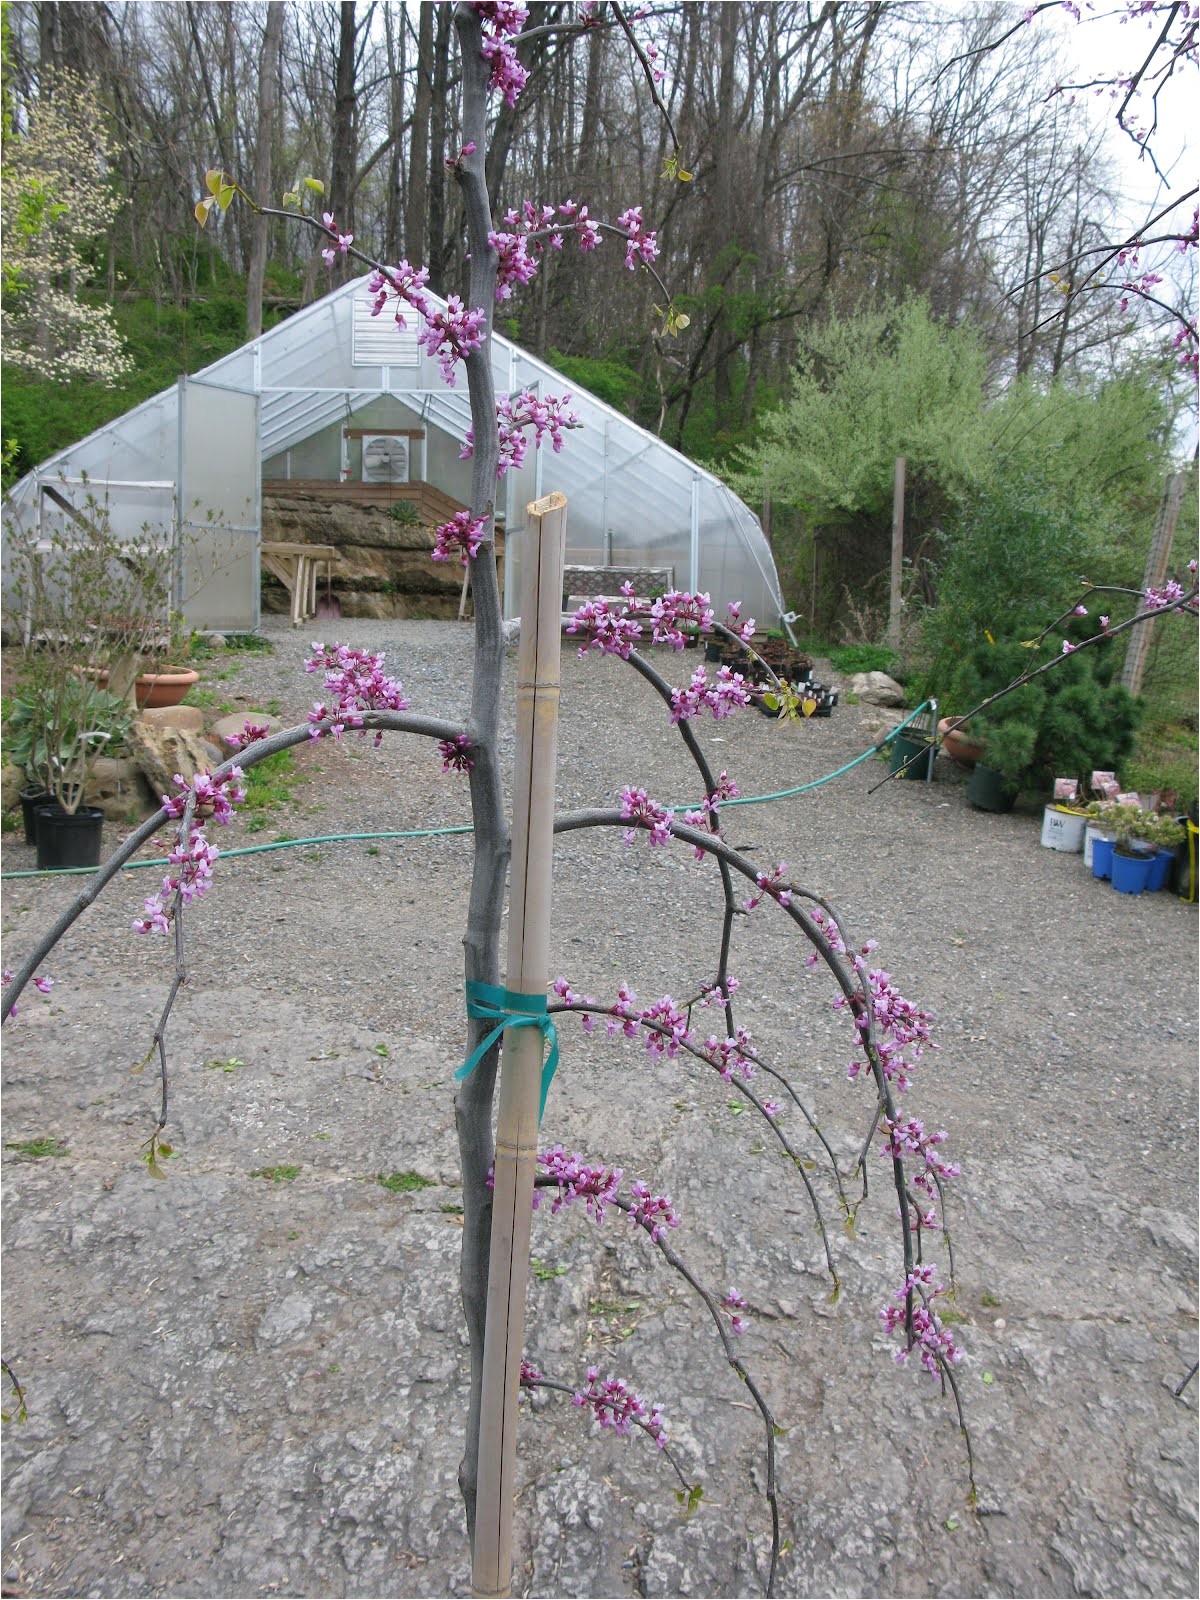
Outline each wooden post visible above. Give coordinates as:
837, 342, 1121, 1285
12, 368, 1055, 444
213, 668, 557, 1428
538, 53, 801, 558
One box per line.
471, 492, 567, 1598
1121, 471, 1185, 697
886, 456, 906, 649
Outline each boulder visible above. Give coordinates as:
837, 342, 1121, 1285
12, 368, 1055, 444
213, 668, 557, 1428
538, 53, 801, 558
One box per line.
2, 757, 25, 814
850, 671, 907, 707
126, 720, 219, 804
209, 713, 284, 756
83, 756, 159, 821
138, 704, 206, 736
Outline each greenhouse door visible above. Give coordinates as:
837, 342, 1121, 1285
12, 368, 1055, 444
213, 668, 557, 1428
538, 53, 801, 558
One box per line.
177, 375, 261, 631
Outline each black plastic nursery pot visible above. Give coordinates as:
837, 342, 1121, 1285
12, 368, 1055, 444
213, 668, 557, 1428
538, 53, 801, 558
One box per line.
966, 763, 1018, 813
20, 786, 54, 845
35, 804, 105, 870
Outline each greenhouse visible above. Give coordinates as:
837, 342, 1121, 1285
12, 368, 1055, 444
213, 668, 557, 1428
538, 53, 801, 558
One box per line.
2, 276, 785, 633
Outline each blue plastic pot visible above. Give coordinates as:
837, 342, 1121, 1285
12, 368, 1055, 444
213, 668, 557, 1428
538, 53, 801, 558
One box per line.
1110, 849, 1153, 894
1091, 836, 1115, 880
1145, 848, 1173, 892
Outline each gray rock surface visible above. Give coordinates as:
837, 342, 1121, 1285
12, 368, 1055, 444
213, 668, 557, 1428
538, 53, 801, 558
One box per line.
2, 619, 1196, 1599
849, 670, 907, 706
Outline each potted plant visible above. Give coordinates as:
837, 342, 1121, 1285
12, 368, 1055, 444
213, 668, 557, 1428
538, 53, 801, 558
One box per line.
934, 636, 1140, 813
8, 674, 134, 867
1085, 801, 1186, 893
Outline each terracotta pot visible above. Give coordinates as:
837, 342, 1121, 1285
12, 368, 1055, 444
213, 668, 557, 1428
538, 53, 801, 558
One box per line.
90, 666, 200, 710
938, 715, 986, 768
131, 668, 200, 709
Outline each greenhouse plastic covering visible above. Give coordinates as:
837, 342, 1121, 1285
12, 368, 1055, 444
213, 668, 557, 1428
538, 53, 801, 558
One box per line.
3, 276, 784, 630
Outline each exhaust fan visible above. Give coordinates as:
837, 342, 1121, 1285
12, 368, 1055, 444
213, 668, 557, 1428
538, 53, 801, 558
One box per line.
361, 435, 409, 484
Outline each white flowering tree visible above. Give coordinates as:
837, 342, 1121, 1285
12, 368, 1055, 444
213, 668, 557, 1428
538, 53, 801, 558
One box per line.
1, 69, 131, 386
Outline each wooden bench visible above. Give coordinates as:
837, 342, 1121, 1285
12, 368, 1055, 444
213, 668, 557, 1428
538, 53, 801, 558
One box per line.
261, 541, 340, 627
562, 563, 675, 614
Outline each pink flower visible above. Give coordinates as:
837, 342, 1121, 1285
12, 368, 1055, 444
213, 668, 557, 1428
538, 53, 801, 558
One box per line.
431, 510, 488, 566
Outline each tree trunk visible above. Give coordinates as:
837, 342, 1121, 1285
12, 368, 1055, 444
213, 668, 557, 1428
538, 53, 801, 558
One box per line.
329, 1, 358, 289
405, 0, 432, 262
246, 2, 284, 340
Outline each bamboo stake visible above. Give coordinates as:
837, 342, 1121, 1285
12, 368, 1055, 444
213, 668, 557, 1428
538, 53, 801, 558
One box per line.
472, 493, 568, 1598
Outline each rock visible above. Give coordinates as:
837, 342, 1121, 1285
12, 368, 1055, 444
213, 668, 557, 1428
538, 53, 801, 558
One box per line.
209, 713, 283, 755
126, 721, 219, 801
138, 704, 206, 736
83, 756, 158, 821
206, 633, 228, 649
850, 670, 906, 707
1, 757, 24, 814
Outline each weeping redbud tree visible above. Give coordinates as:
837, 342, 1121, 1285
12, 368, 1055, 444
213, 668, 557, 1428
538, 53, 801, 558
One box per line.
0, 3, 1005, 1590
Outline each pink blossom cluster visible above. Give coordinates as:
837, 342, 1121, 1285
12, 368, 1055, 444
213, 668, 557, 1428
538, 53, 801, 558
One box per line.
643, 587, 715, 648
628, 1179, 680, 1242
225, 719, 272, 750
432, 510, 489, 566
635, 994, 690, 1058
620, 785, 673, 847
743, 861, 792, 912
566, 597, 644, 659
881, 1115, 961, 1215
1, 968, 53, 1022
461, 390, 580, 477
1144, 578, 1186, 610
318, 210, 353, 267
305, 641, 412, 744
438, 733, 475, 773
615, 205, 660, 270
879, 1265, 964, 1377
417, 295, 487, 385
558, 198, 601, 251
572, 1367, 669, 1447
134, 767, 246, 935
552, 978, 692, 1060
161, 766, 246, 825
697, 975, 740, 1008
536, 1145, 623, 1223
669, 663, 752, 723
472, 0, 530, 107
802, 906, 849, 967
366, 259, 432, 330
698, 1025, 756, 1083
722, 1287, 749, 1336
723, 600, 757, 643
839, 965, 934, 1091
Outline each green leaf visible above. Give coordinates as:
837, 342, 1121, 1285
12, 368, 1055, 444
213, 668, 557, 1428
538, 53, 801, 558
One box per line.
945, 1516, 960, 1532
194, 198, 213, 227
304, 176, 325, 194
216, 184, 236, 213
982, 1370, 995, 1385
205, 169, 224, 195
281, 191, 300, 207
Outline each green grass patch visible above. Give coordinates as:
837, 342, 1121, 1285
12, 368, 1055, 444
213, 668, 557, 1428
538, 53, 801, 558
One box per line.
251, 1164, 301, 1182
182, 686, 235, 712
241, 749, 301, 823
5, 1136, 69, 1159
376, 1170, 435, 1193
827, 643, 900, 677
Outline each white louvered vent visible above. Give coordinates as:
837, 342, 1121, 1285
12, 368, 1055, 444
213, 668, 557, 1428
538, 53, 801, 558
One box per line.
352, 289, 419, 367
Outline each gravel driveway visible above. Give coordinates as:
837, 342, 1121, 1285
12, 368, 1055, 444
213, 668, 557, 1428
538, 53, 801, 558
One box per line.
2, 619, 1196, 1598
